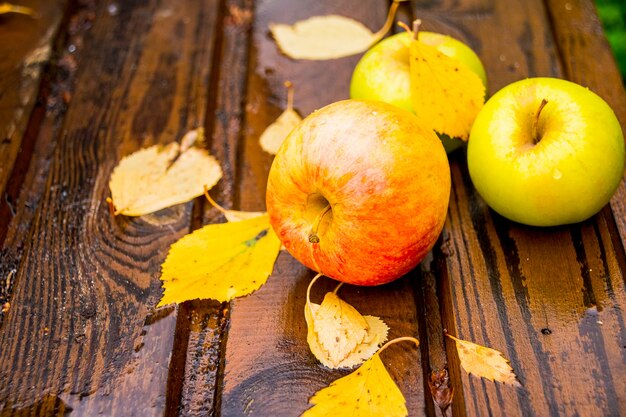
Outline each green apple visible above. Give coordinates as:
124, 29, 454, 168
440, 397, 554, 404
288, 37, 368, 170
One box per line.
467, 77, 625, 226
350, 31, 487, 153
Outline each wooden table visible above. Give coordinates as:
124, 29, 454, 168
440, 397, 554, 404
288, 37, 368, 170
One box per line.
1, 0, 625, 416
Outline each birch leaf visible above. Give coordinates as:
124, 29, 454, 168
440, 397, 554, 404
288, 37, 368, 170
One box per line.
305, 276, 388, 369
269, 0, 404, 60
260, 81, 302, 154
409, 21, 485, 140
447, 333, 522, 387
204, 188, 264, 222
108, 128, 222, 216
0, 3, 35, 16
157, 214, 281, 306
303, 337, 419, 417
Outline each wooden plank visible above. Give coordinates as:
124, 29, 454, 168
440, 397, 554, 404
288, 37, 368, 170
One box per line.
0, 0, 67, 294
413, 0, 626, 416
0, 0, 66, 200
0, 0, 220, 415
219, 0, 427, 415
544, 0, 626, 260
171, 0, 254, 414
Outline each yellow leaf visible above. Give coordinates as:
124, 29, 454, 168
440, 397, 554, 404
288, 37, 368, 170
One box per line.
0, 3, 35, 16
305, 275, 388, 369
260, 81, 302, 154
447, 333, 521, 387
302, 351, 407, 417
204, 188, 264, 222
409, 23, 485, 140
157, 213, 281, 306
269, 1, 404, 60
108, 129, 222, 216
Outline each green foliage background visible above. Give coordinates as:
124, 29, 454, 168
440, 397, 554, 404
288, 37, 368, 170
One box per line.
595, 0, 626, 82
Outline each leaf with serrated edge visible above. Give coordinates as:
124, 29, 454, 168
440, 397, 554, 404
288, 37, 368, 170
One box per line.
305, 279, 389, 369
409, 29, 485, 140
302, 352, 407, 417
158, 214, 281, 306
109, 129, 222, 216
447, 333, 521, 387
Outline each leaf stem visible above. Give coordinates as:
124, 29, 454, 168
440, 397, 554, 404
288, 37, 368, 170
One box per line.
308, 204, 331, 243
371, 0, 406, 44
377, 336, 420, 355
306, 273, 324, 312
204, 185, 229, 214
105, 197, 118, 216
284, 81, 294, 111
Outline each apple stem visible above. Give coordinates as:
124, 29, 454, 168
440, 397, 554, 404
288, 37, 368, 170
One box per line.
412, 19, 421, 39
308, 203, 332, 244
284, 81, 294, 111
532, 99, 549, 144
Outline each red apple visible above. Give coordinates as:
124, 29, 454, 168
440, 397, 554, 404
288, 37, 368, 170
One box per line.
265, 99, 450, 285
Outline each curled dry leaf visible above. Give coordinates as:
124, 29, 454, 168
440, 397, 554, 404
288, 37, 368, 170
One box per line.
157, 213, 281, 306
108, 128, 222, 216
0, 3, 35, 16
269, 0, 405, 60
305, 274, 389, 369
303, 337, 419, 417
259, 81, 302, 155
447, 333, 522, 387
408, 20, 485, 140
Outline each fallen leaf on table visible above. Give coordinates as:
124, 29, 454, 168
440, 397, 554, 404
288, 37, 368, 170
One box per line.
108, 128, 222, 216
0, 3, 35, 16
158, 213, 281, 306
259, 81, 301, 154
204, 187, 264, 222
305, 274, 388, 369
269, 0, 405, 60
303, 337, 419, 417
446, 333, 521, 387
408, 20, 485, 140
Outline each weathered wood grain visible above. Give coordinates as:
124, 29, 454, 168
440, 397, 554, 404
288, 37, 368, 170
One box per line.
0, 0, 68, 310
0, 0, 66, 204
413, 1, 626, 416
171, 0, 254, 415
0, 0, 220, 415
545, 0, 626, 267
219, 0, 427, 415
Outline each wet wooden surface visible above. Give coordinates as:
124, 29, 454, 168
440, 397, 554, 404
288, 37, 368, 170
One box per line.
0, 0, 624, 416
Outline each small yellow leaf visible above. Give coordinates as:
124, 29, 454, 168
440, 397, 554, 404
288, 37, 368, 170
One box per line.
302, 351, 407, 417
409, 24, 485, 140
109, 129, 222, 216
269, 1, 404, 60
305, 276, 388, 369
260, 109, 302, 154
260, 81, 302, 154
447, 333, 521, 387
204, 189, 264, 222
0, 3, 35, 16
158, 214, 281, 306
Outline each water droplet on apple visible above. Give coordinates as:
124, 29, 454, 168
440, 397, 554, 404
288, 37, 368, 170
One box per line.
552, 169, 562, 180
371, 111, 377, 116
